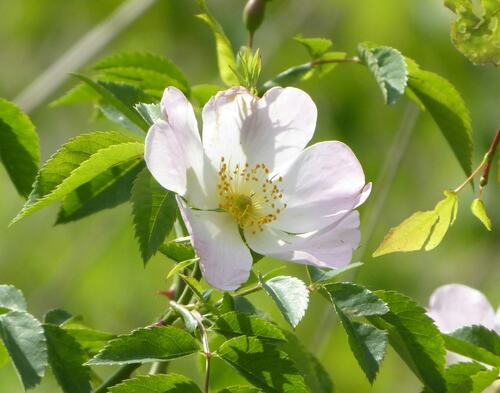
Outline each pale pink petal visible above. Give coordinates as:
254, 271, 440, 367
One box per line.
272, 141, 367, 233
427, 284, 496, 334
495, 308, 500, 334
245, 211, 360, 269
178, 198, 252, 291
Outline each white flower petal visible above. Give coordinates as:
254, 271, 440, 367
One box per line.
427, 284, 496, 334
145, 87, 218, 209
245, 211, 360, 269
178, 198, 252, 291
495, 307, 500, 334
272, 141, 367, 233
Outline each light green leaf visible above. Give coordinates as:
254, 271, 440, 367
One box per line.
179, 274, 204, 301
471, 198, 492, 230
12, 132, 144, 224
212, 312, 286, 342
307, 262, 364, 284
169, 302, 198, 334
0, 98, 40, 198
216, 336, 308, 392
443, 325, 500, 367
373, 192, 458, 257
50, 83, 97, 107
260, 275, 309, 329
336, 309, 388, 384
325, 282, 389, 317
444, 0, 500, 66
0, 341, 8, 368
197, 1, 238, 86
56, 161, 144, 224
132, 168, 177, 263
134, 103, 161, 126
109, 374, 202, 393
63, 327, 116, 356
159, 237, 196, 262
313, 51, 347, 77
43, 324, 92, 393
295, 35, 333, 58
166, 259, 197, 280
217, 387, 261, 393
0, 311, 48, 390
368, 290, 447, 393
87, 326, 200, 365
191, 84, 224, 108
260, 64, 312, 93
358, 44, 408, 105
0, 285, 27, 314
406, 59, 473, 175
280, 330, 334, 393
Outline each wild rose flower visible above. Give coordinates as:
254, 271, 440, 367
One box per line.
145, 86, 370, 290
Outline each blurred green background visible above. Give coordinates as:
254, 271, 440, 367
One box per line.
1, 0, 499, 392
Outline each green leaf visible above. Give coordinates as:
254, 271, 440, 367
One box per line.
132, 168, 177, 263
196, 1, 238, 86
280, 330, 334, 393
212, 312, 286, 342
75, 75, 149, 133
260, 275, 309, 329
88, 326, 200, 365
216, 336, 308, 392
368, 290, 446, 393
307, 262, 364, 284
445, 0, 500, 66
169, 302, 198, 334
295, 35, 333, 58
191, 84, 224, 108
43, 324, 92, 393
0, 98, 40, 198
406, 59, 473, 175
0, 311, 48, 390
43, 309, 72, 325
470, 198, 492, 230
0, 285, 27, 313
443, 325, 500, 367
109, 374, 202, 393
56, 161, 144, 224
373, 191, 458, 256
134, 103, 161, 126
50, 83, 97, 107
166, 259, 197, 280
12, 132, 144, 224
217, 387, 261, 393
336, 308, 388, 384
179, 274, 204, 301
260, 64, 312, 93
324, 282, 389, 317
63, 327, 116, 356
159, 237, 196, 262
0, 340, 8, 368
358, 44, 408, 105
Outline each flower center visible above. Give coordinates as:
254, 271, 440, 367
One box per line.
217, 157, 287, 233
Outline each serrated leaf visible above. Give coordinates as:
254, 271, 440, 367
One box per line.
63, 327, 116, 356
443, 325, 500, 367
216, 336, 308, 392
56, 161, 144, 224
406, 58, 473, 175
368, 290, 447, 393
44, 324, 92, 393
260, 276, 309, 329
470, 198, 492, 231
307, 262, 364, 284
443, 362, 498, 393
0, 285, 27, 313
358, 44, 408, 105
0, 311, 48, 390
191, 84, 224, 108
445, 0, 500, 66
295, 35, 333, 58
0, 98, 40, 198
212, 312, 286, 342
109, 374, 202, 393
280, 330, 334, 393
87, 326, 200, 365
336, 308, 388, 384
12, 132, 143, 224
132, 168, 177, 263
325, 282, 389, 317
43, 309, 72, 325
179, 274, 204, 301
373, 192, 458, 257
217, 387, 261, 393
159, 237, 196, 262
197, 1, 238, 86
134, 103, 161, 126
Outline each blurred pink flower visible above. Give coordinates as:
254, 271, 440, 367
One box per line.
145, 86, 370, 290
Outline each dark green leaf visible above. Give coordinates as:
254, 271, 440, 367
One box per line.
44, 324, 92, 393
358, 44, 408, 105
307, 262, 364, 283
216, 336, 308, 392
0, 285, 27, 313
109, 374, 202, 393
0, 98, 40, 198
43, 309, 72, 325
325, 282, 389, 317
260, 275, 309, 329
0, 311, 48, 390
87, 326, 200, 365
217, 387, 261, 393
159, 238, 196, 262
132, 168, 177, 263
406, 58, 473, 175
212, 312, 286, 342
